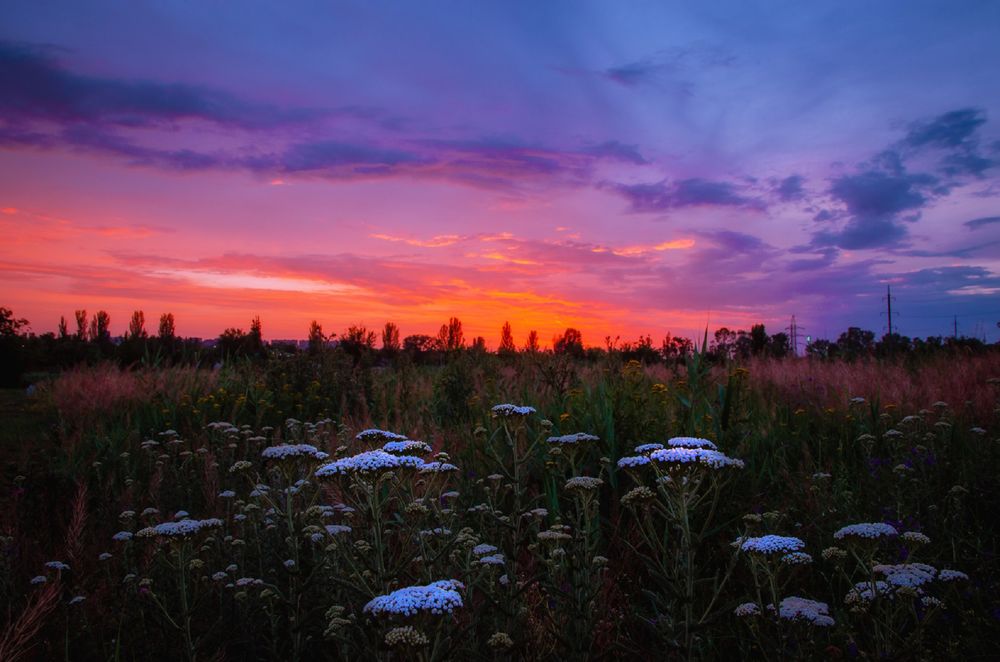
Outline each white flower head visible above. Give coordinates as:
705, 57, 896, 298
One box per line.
874, 563, 937, 588
633, 443, 664, 454
650, 447, 744, 470
547, 432, 599, 445
261, 444, 329, 461
775, 596, 835, 627
476, 553, 505, 566
491, 404, 536, 418
363, 580, 464, 617
845, 580, 893, 606
617, 455, 651, 469
833, 522, 899, 541
315, 450, 424, 477
938, 569, 969, 582
383, 440, 433, 455
667, 436, 718, 450
781, 552, 814, 566
419, 461, 459, 474
739, 535, 806, 556
356, 429, 409, 444
564, 476, 604, 491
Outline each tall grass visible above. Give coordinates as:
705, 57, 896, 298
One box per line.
3, 351, 998, 659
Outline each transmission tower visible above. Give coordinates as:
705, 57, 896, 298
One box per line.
787, 315, 803, 356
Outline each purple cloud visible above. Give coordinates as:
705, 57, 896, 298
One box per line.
613, 178, 763, 213
0, 41, 321, 129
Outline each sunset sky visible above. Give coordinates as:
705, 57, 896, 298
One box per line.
2, 2, 1000, 346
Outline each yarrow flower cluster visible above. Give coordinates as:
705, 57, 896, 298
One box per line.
136, 518, 223, 539
774, 597, 835, 627
383, 440, 433, 455
356, 429, 409, 444
491, 404, 536, 418
546, 432, 599, 445
901, 531, 931, 545
938, 569, 969, 582
476, 553, 505, 566
315, 450, 424, 477
874, 562, 938, 588
419, 461, 459, 474
261, 444, 329, 461
833, 522, 899, 541
667, 436, 718, 450
617, 455, 651, 469
564, 476, 604, 491
363, 580, 464, 617
738, 535, 806, 556
845, 580, 893, 607
781, 552, 814, 566
650, 447, 745, 470
384, 625, 429, 648
633, 443, 664, 454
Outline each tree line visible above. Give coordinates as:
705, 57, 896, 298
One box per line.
0, 306, 994, 387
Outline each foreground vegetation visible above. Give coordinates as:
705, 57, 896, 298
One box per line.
2, 342, 999, 660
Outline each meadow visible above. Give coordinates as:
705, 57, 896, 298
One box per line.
2, 346, 999, 660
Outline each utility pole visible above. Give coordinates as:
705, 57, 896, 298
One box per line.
881, 285, 898, 338
886, 285, 893, 337
953, 315, 958, 339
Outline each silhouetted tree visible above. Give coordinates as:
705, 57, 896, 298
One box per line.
806, 338, 836, 359
750, 324, 770, 356
128, 310, 147, 339
403, 334, 436, 354
553, 328, 584, 357
74, 309, 88, 340
661, 333, 693, 361
382, 322, 401, 353
0, 307, 27, 337
341, 325, 376, 360
711, 327, 737, 360
524, 330, 540, 353
158, 313, 176, 340
58, 316, 68, 339
437, 317, 465, 351
499, 321, 516, 355
89, 311, 111, 344
470, 336, 487, 353
769, 332, 791, 358
308, 320, 326, 355
836, 327, 875, 360
0, 307, 29, 387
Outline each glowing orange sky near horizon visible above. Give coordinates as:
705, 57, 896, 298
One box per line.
0, 172, 767, 348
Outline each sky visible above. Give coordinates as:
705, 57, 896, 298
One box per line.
2, 1, 1000, 347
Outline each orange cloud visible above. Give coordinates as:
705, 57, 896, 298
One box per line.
370, 232, 462, 248
611, 238, 696, 256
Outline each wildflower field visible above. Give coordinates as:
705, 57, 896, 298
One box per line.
2, 349, 999, 660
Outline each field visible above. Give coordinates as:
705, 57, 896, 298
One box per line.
2, 349, 999, 660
